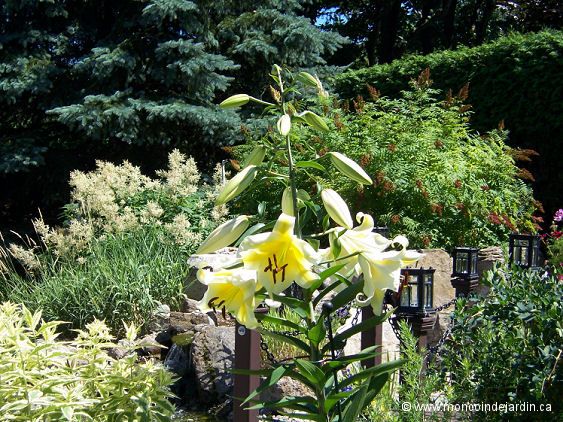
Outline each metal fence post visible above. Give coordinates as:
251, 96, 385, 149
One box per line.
234, 322, 261, 422
361, 306, 382, 368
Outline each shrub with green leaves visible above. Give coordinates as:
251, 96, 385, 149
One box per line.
439, 265, 562, 420
334, 30, 563, 220
0, 302, 175, 421
233, 80, 537, 249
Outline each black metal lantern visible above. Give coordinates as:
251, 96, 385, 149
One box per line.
452, 247, 479, 278
451, 247, 480, 297
398, 267, 435, 315
509, 233, 542, 268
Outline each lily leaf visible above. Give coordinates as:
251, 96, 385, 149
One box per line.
295, 359, 326, 386
295, 160, 326, 172
241, 366, 286, 405
338, 359, 404, 391
258, 329, 310, 354
330, 278, 364, 310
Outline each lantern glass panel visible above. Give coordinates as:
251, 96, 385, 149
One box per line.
409, 282, 418, 307
456, 252, 469, 274
470, 252, 478, 274
400, 274, 419, 307
400, 285, 411, 307
424, 274, 433, 308
514, 239, 529, 266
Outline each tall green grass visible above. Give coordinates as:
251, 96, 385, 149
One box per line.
2, 226, 191, 335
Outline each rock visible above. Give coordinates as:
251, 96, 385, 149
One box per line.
170, 311, 209, 333
147, 303, 171, 332
191, 325, 235, 404
171, 332, 195, 347
414, 249, 456, 348
181, 297, 201, 313
186, 249, 238, 300
260, 376, 313, 404
476, 246, 504, 296
107, 339, 129, 360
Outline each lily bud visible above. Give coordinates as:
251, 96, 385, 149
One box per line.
281, 187, 294, 216
297, 71, 318, 87
321, 189, 353, 229
282, 187, 310, 216
297, 110, 329, 132
277, 114, 291, 136
328, 152, 373, 185
196, 215, 251, 254
243, 145, 266, 167
219, 94, 251, 109
216, 165, 258, 205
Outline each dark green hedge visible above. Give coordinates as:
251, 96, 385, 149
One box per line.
334, 30, 563, 222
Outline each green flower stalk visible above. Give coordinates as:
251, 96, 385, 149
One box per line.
195, 66, 419, 421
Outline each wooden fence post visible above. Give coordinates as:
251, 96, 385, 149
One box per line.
361, 306, 383, 368
234, 322, 261, 422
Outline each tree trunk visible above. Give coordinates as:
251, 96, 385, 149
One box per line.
475, 0, 496, 44
377, 0, 402, 64
441, 0, 457, 48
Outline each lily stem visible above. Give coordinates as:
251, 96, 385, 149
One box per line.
277, 66, 301, 238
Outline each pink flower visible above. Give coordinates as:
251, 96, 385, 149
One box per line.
554, 209, 563, 222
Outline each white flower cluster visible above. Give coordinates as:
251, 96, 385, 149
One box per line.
18, 150, 227, 260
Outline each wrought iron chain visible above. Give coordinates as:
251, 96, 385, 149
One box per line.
351, 306, 361, 326
260, 329, 303, 366
260, 336, 278, 366
426, 323, 452, 359
434, 297, 458, 313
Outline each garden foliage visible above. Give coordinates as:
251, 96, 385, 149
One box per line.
0, 0, 344, 229
1, 151, 224, 333
195, 66, 412, 420
333, 30, 563, 219
0, 302, 175, 421
440, 265, 562, 419
233, 76, 537, 249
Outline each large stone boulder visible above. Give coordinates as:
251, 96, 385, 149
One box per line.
191, 325, 235, 404
476, 246, 504, 296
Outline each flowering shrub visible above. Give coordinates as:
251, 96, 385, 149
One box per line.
0, 302, 175, 421
1, 151, 225, 333
31, 149, 226, 259
193, 67, 415, 420
233, 72, 538, 249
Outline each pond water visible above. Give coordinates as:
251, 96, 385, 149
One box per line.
172, 409, 220, 421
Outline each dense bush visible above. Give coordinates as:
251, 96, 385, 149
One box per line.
440, 266, 562, 420
0, 302, 175, 420
1, 151, 224, 333
233, 80, 537, 249
334, 30, 563, 221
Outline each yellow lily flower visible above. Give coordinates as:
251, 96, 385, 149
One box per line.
197, 267, 259, 329
357, 237, 421, 314
328, 212, 421, 313
330, 212, 392, 276
239, 213, 319, 297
